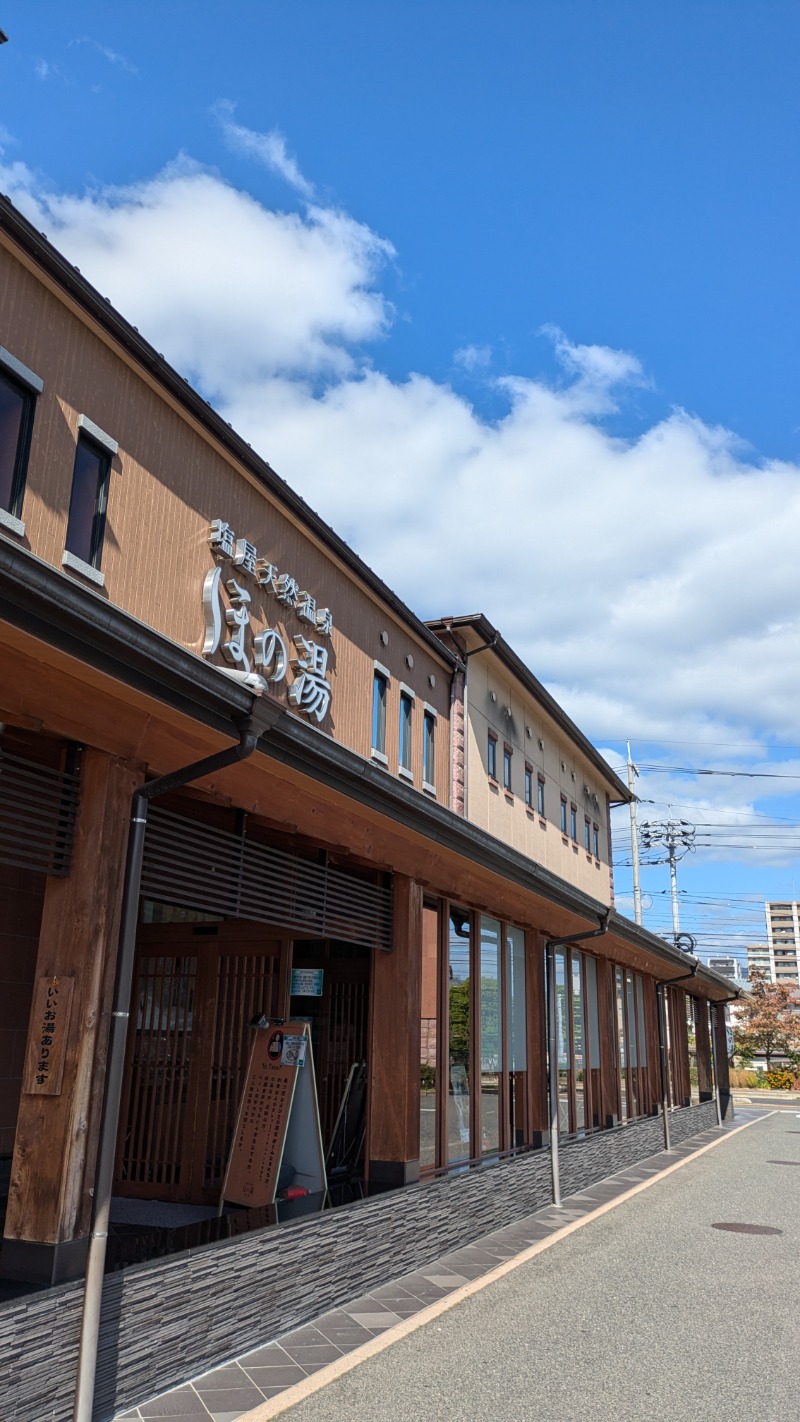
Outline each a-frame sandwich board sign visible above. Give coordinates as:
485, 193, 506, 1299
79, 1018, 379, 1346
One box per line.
220, 1021, 326, 1209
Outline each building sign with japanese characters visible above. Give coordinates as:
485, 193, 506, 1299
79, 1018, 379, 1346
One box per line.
22, 976, 75, 1096
201, 517, 335, 723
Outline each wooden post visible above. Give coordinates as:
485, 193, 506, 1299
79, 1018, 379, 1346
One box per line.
526, 931, 548, 1145
668, 987, 691, 1107
1, 749, 138, 1284
695, 999, 713, 1101
596, 957, 619, 1127
366, 874, 422, 1186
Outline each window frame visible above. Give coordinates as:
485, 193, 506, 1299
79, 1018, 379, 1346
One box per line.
0, 348, 43, 535
524, 763, 533, 809
422, 703, 437, 793
570, 803, 578, 842
487, 730, 498, 782
560, 795, 568, 835
371, 663, 390, 763
62, 416, 118, 585
537, 774, 545, 818
398, 684, 415, 778
502, 742, 513, 794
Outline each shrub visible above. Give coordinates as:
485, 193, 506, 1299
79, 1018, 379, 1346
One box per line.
765, 1068, 794, 1090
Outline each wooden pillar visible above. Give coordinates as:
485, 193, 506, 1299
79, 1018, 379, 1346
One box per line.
669, 987, 691, 1107
366, 874, 422, 1186
1, 749, 138, 1284
597, 957, 619, 1128
643, 976, 661, 1114
526, 932, 548, 1145
713, 1004, 733, 1120
695, 999, 713, 1101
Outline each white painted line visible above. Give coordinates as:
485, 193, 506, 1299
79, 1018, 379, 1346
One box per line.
228, 1113, 776, 1422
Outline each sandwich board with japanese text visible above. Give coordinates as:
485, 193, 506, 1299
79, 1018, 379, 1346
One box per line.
220, 1021, 326, 1209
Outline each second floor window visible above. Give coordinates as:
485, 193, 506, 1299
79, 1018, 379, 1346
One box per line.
423, 708, 436, 788
524, 764, 533, 808
593, 823, 600, 858
537, 775, 545, 817
585, 817, 592, 851
399, 689, 413, 772
0, 365, 37, 522
560, 796, 568, 834
503, 745, 513, 792
372, 668, 388, 757
487, 731, 497, 780
570, 804, 577, 841
65, 434, 112, 571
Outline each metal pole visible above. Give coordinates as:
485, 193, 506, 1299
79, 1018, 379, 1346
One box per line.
73, 710, 272, 1422
655, 984, 671, 1151
626, 742, 642, 926
669, 839, 681, 939
546, 941, 561, 1206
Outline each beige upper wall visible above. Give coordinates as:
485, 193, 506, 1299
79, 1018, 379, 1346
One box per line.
462, 634, 618, 905
0, 238, 451, 797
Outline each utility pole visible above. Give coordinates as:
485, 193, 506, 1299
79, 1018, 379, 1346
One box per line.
639, 819, 696, 947
626, 741, 642, 926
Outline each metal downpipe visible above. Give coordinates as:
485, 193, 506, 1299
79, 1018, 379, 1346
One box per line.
73, 708, 272, 1422
656, 984, 671, 1151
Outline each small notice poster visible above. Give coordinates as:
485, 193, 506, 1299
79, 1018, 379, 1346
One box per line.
290, 968, 324, 997
221, 1021, 325, 1209
22, 976, 75, 1096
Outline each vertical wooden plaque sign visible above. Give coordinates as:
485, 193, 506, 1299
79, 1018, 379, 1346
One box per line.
22, 976, 75, 1096
221, 1022, 326, 1209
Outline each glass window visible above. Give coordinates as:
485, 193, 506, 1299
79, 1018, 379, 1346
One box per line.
626, 970, 640, 1117
448, 907, 472, 1162
524, 764, 533, 807
487, 732, 497, 780
572, 953, 586, 1132
372, 669, 387, 755
399, 690, 413, 772
537, 775, 545, 817
585, 953, 601, 1127
65, 435, 111, 568
584, 817, 591, 851
479, 916, 501, 1155
419, 901, 439, 1171
503, 746, 512, 792
423, 709, 436, 787
555, 948, 570, 1134
687, 996, 699, 1104
0, 369, 35, 518
570, 804, 577, 841
506, 925, 527, 1147
593, 823, 599, 858
615, 966, 628, 1121
560, 796, 568, 834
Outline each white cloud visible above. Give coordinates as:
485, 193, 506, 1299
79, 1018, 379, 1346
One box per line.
454, 344, 492, 372
72, 37, 139, 74
5, 148, 800, 771
214, 103, 314, 199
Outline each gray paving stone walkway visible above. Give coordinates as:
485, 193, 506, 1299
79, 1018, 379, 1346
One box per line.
114, 1108, 771, 1422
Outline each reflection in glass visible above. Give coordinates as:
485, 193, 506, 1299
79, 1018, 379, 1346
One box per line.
448, 907, 471, 1161
615, 967, 627, 1121
556, 949, 570, 1133
479, 916, 501, 1155
687, 996, 700, 1104
626, 970, 639, 1117
420, 902, 439, 1170
506, 926, 527, 1147
585, 953, 601, 1127
572, 952, 585, 1132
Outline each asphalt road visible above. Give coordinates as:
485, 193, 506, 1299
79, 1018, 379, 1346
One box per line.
281, 1110, 800, 1422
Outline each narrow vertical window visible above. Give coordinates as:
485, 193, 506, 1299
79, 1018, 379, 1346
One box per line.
560, 796, 568, 834
423, 707, 436, 789
524, 764, 533, 808
503, 744, 513, 792
537, 775, 545, 817
487, 731, 497, 780
372, 666, 388, 758
64, 423, 116, 576
448, 906, 472, 1162
506, 925, 527, 1148
593, 822, 599, 858
399, 689, 413, 773
479, 915, 502, 1156
570, 804, 577, 841
585, 817, 591, 851
420, 899, 440, 1171
0, 365, 37, 525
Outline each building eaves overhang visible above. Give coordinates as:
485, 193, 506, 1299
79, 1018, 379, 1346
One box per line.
0, 195, 456, 674
427, 612, 630, 803
0, 540, 735, 1002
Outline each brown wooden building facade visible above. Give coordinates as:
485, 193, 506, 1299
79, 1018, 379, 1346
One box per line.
0, 189, 736, 1399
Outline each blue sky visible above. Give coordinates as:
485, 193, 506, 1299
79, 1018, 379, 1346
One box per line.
3, 2, 800, 965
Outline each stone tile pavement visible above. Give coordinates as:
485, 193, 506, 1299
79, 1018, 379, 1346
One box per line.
115, 1110, 767, 1422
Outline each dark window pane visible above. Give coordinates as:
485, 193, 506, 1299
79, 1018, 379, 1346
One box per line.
372, 671, 387, 753
66, 438, 109, 566
448, 907, 471, 1162
420, 902, 439, 1170
487, 733, 496, 779
503, 748, 512, 791
399, 692, 412, 770
537, 777, 545, 816
0, 373, 31, 514
423, 711, 435, 784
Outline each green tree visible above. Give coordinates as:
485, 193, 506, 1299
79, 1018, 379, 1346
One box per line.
733, 972, 800, 1071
